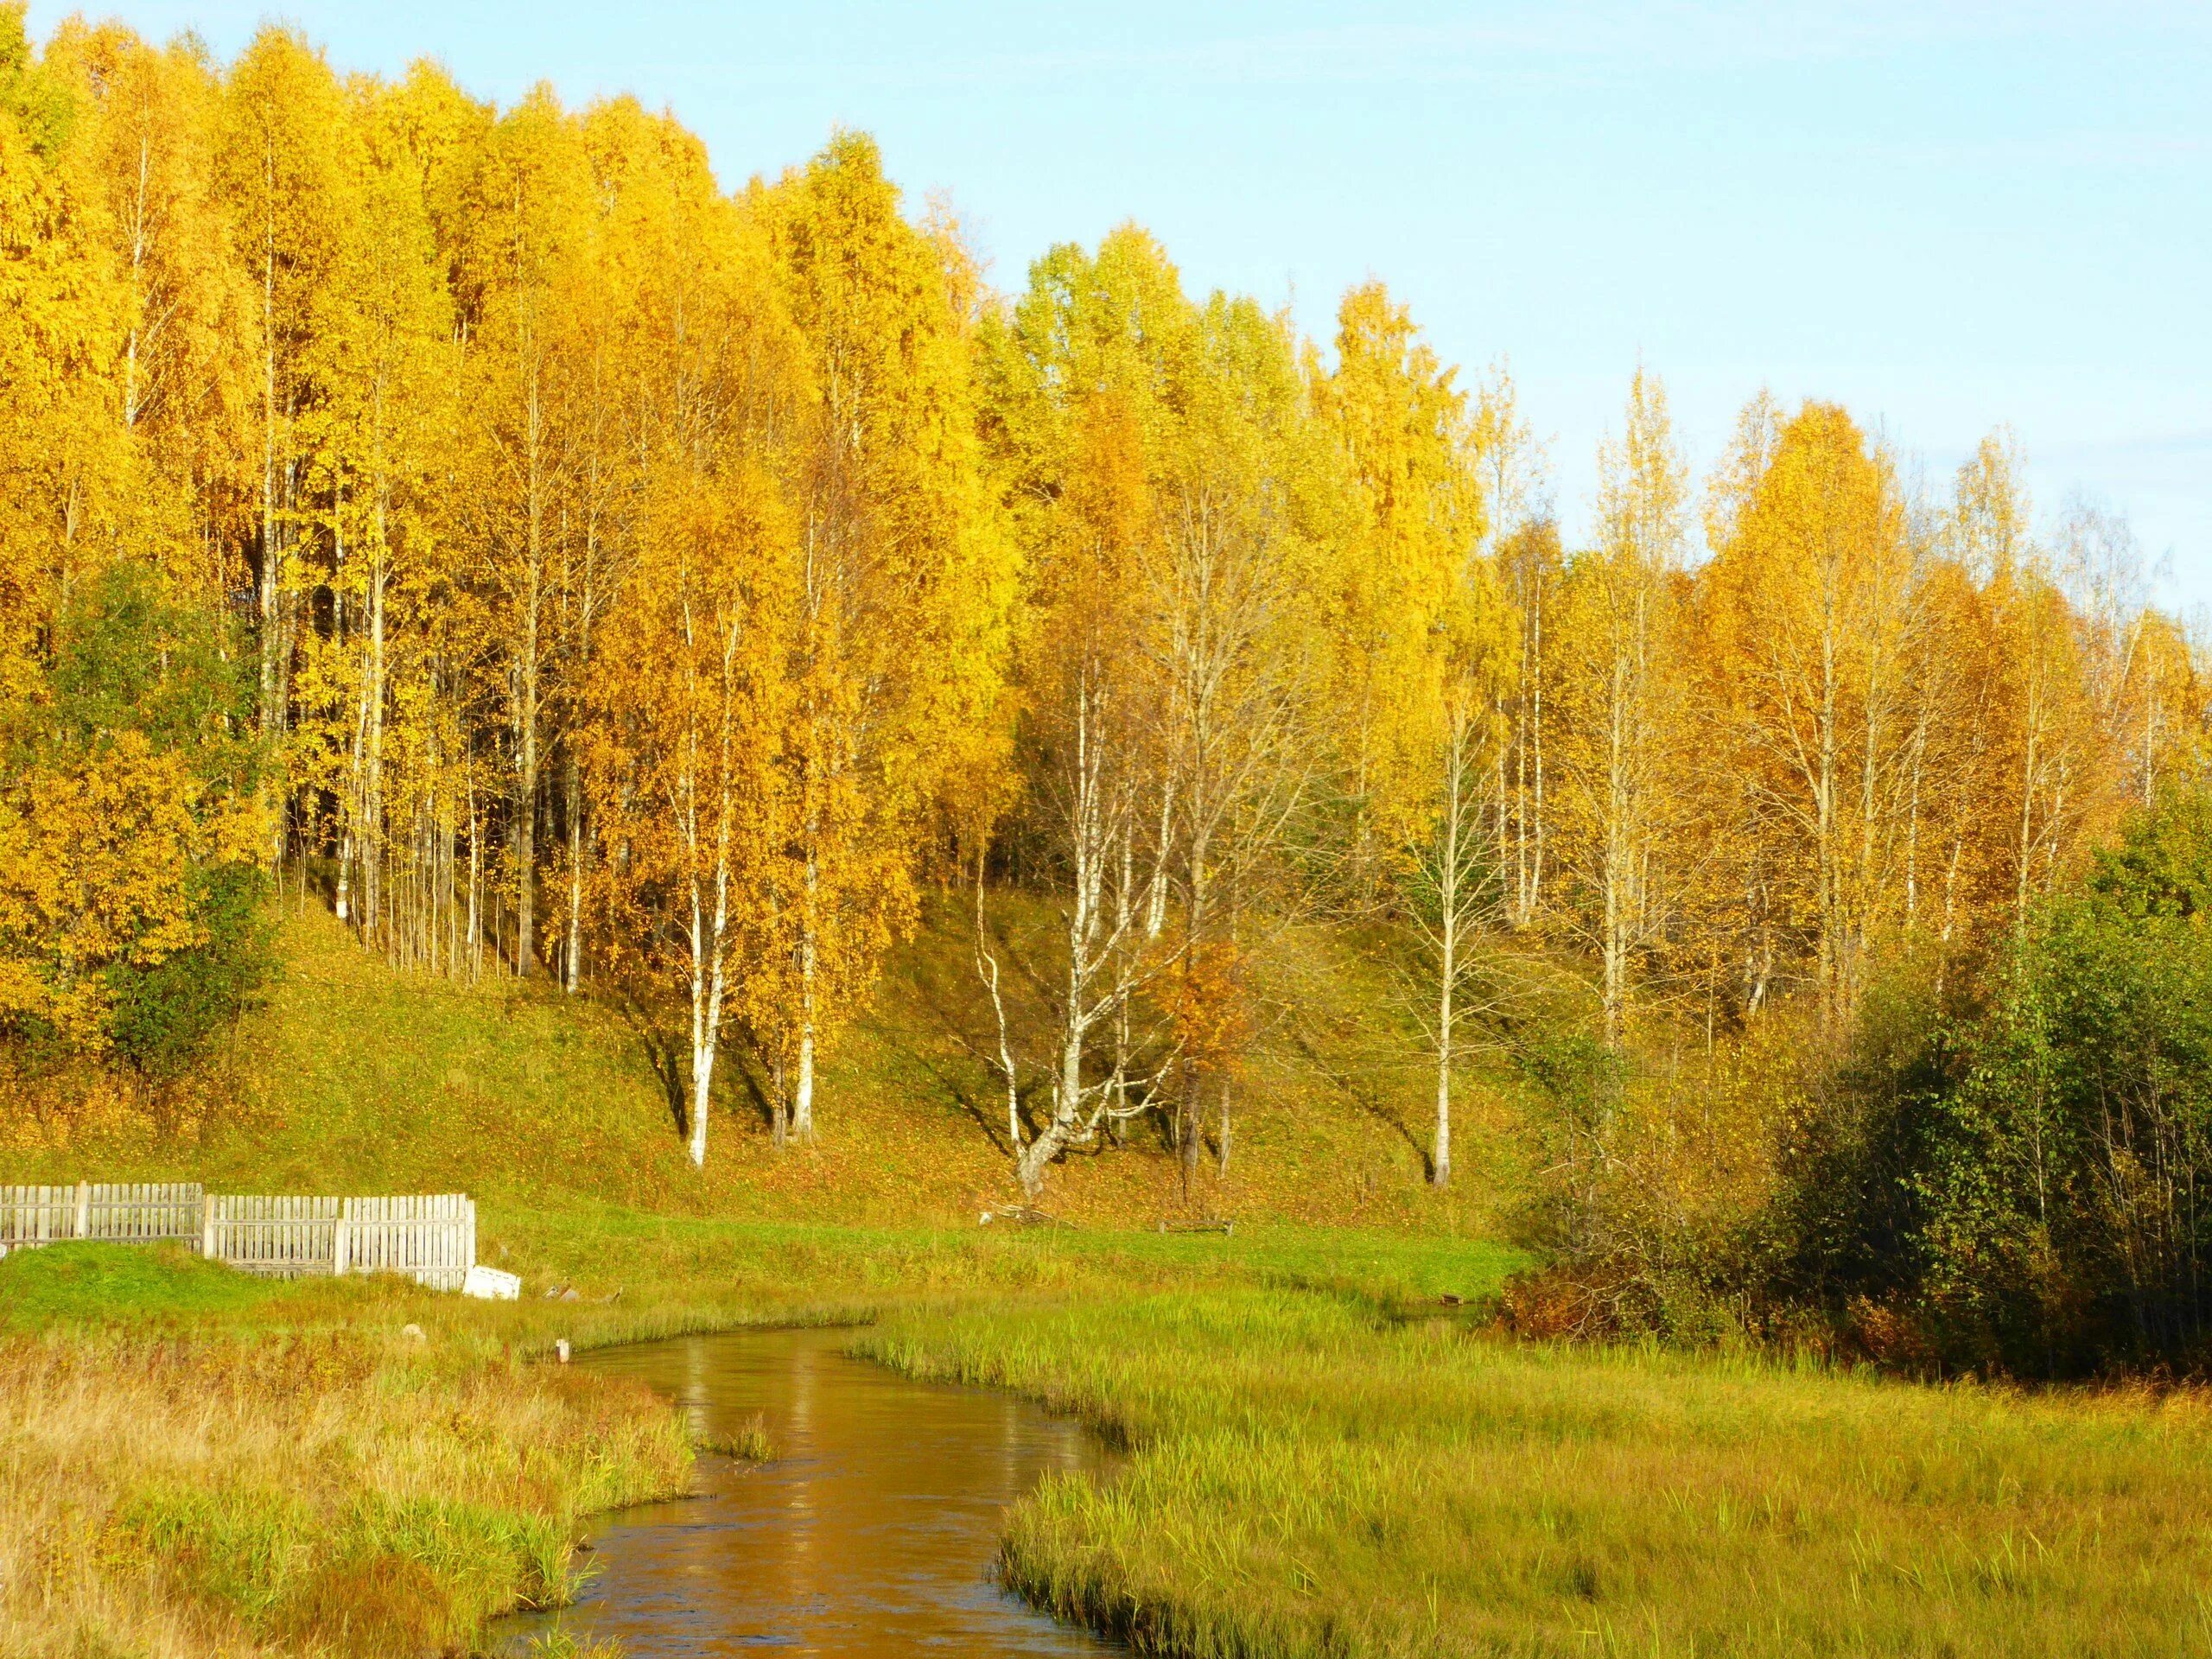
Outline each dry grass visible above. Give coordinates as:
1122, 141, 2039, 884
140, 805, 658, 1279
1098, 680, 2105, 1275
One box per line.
0, 1311, 688, 1658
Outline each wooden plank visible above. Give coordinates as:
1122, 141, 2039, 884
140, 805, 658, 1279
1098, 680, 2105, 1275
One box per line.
6, 1184, 471, 1286
67, 1182, 203, 1245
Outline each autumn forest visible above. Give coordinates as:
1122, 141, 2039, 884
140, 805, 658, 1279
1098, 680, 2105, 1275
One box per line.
7, 10, 2210, 1376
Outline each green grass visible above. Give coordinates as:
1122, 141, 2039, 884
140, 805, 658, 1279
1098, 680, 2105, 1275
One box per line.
485, 1205, 1522, 1315
0, 1211, 1518, 1659
16, 1191, 2212, 1656
862, 1287, 2212, 1657
2, 902, 1529, 1235
22, 904, 2212, 1656
0, 1238, 296, 1329
698, 1413, 777, 1461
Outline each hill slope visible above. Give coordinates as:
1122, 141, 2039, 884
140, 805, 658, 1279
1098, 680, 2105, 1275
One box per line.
1, 899, 1535, 1244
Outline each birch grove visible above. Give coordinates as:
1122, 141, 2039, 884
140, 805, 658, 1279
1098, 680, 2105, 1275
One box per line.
3, 11, 2204, 1192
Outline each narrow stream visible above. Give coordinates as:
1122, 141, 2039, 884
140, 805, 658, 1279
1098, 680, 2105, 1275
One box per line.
497, 1326, 1122, 1656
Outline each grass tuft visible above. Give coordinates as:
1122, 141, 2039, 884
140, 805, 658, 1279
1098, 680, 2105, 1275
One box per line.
0, 1320, 689, 1657
696, 1411, 775, 1462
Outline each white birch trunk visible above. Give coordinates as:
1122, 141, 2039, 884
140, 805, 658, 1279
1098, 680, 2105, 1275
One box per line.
792, 849, 818, 1145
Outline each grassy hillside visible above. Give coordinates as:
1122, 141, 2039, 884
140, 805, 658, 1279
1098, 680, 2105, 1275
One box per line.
14, 907, 2212, 1658
0, 899, 1535, 1249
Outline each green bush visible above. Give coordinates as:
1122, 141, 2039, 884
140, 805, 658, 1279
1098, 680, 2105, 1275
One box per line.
1783, 791, 2212, 1375
1911, 800, 2212, 1372
1, 558, 273, 1069
105, 861, 275, 1071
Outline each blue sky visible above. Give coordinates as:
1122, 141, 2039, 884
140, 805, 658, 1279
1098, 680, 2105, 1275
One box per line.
30, 1, 2211, 606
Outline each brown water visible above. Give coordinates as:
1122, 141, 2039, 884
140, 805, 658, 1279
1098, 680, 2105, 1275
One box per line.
497, 1326, 1122, 1656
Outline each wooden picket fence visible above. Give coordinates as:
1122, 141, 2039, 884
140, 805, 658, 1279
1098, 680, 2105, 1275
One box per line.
0, 1181, 202, 1248
0, 1183, 477, 1292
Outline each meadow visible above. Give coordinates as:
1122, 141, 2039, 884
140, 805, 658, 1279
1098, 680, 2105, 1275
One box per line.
870, 1293, 2212, 1657
0, 1217, 1503, 1657
16, 1215, 2212, 1658
8, 915, 2212, 1657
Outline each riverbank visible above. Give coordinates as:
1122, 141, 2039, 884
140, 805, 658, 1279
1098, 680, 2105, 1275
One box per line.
15, 1221, 2212, 1656
865, 1294, 2212, 1656
0, 1245, 690, 1658
0, 1217, 1508, 1657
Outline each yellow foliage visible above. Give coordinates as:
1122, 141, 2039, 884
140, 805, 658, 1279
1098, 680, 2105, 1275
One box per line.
0, 736, 198, 1047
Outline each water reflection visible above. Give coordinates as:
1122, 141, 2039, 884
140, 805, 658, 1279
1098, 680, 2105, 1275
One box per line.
499, 1326, 1120, 1656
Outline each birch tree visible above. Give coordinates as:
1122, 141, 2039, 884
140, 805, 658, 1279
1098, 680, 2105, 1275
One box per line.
1154, 295, 1333, 1186
1408, 627, 1510, 1187
213, 28, 351, 849
1554, 368, 1688, 1046
972, 231, 1189, 1196
1317, 281, 1503, 1186
1705, 400, 1920, 1029
764, 132, 1014, 1143
455, 89, 592, 976
1470, 364, 1552, 926
592, 466, 792, 1165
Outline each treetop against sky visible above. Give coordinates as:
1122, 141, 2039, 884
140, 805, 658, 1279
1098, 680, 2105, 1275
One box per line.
24, 0, 2210, 605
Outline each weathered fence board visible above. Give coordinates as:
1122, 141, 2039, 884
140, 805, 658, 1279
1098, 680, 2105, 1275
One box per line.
337, 1194, 474, 1292
207, 1193, 343, 1276
2, 1183, 203, 1248
2, 1184, 475, 1292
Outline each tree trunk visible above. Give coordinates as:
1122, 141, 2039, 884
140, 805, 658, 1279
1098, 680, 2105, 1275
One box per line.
689, 1001, 714, 1167
1815, 619, 1840, 1027
688, 879, 727, 1169
466, 787, 482, 982
365, 550, 385, 944
1217, 1077, 1232, 1178
257, 149, 280, 747
1530, 571, 1546, 916
1434, 908, 1455, 1190
123, 135, 148, 428
792, 1013, 816, 1145
1601, 649, 1629, 1050
1017, 1121, 1063, 1198
564, 747, 584, 993
1433, 721, 1466, 1187
1179, 1064, 1201, 1195
2017, 701, 2041, 931
516, 587, 540, 978
792, 852, 818, 1144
